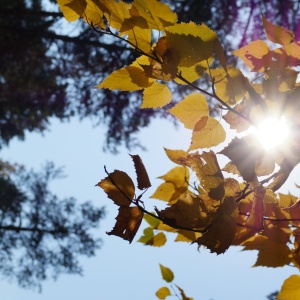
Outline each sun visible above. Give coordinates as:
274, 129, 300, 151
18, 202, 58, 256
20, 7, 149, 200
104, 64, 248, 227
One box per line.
249, 117, 290, 151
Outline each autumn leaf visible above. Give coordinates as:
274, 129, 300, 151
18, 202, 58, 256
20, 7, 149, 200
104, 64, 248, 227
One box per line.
138, 228, 166, 247
159, 264, 174, 283
157, 193, 210, 230
168, 93, 209, 129
210, 67, 248, 104
151, 166, 189, 203
142, 82, 172, 108
97, 65, 152, 91
220, 137, 258, 183
195, 197, 238, 254
233, 40, 272, 72
262, 15, 294, 45
241, 235, 292, 267
130, 154, 151, 190
132, 0, 177, 30
164, 148, 188, 166
97, 170, 135, 206
180, 151, 224, 201
223, 101, 251, 132
165, 22, 217, 67
189, 117, 226, 150
107, 206, 143, 243
277, 275, 300, 300
156, 287, 171, 299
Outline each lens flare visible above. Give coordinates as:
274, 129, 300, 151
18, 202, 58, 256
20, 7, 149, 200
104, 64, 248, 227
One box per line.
249, 117, 290, 150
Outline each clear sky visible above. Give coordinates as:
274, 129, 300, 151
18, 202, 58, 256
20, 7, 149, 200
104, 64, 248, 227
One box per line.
0, 116, 299, 300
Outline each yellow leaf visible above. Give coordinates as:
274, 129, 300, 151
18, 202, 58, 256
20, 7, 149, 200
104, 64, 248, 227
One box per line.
233, 40, 271, 72
262, 15, 294, 46
174, 62, 208, 84
189, 117, 226, 150
57, 0, 84, 21
124, 27, 152, 54
97, 65, 152, 91
156, 287, 171, 299
277, 275, 300, 300
164, 148, 188, 165
138, 228, 166, 247
97, 170, 135, 206
168, 93, 209, 129
210, 67, 248, 104
180, 151, 224, 201
142, 82, 172, 108
159, 264, 174, 283
151, 166, 189, 203
213, 38, 227, 71
133, 0, 177, 30
254, 240, 292, 267
175, 230, 198, 243
165, 22, 217, 67
223, 101, 251, 132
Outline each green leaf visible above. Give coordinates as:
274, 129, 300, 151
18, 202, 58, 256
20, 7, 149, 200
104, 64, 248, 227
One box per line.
156, 287, 171, 299
159, 264, 174, 283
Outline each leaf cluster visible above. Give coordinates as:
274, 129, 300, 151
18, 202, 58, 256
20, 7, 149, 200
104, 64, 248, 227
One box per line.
59, 0, 300, 297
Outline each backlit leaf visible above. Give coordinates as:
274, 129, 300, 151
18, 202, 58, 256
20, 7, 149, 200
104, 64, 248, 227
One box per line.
156, 287, 171, 299
210, 67, 248, 104
97, 65, 152, 91
262, 15, 294, 46
223, 101, 251, 132
233, 40, 271, 72
130, 154, 151, 190
220, 137, 258, 183
133, 0, 177, 30
57, 0, 85, 21
97, 170, 135, 206
277, 275, 300, 300
254, 239, 292, 267
175, 230, 198, 243
189, 117, 226, 150
138, 228, 166, 246
157, 193, 210, 229
144, 213, 161, 229
107, 206, 143, 243
168, 93, 209, 129
196, 197, 238, 254
165, 22, 217, 67
181, 151, 224, 201
142, 82, 172, 108
124, 27, 152, 54
159, 264, 174, 283
151, 166, 189, 203
164, 148, 188, 166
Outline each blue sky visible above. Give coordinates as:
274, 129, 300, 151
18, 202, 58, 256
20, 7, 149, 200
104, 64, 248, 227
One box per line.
0, 117, 299, 300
